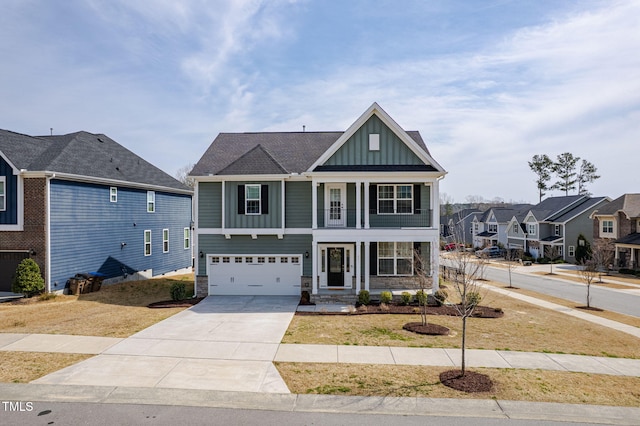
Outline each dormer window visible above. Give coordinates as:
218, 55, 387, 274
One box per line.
513, 223, 519, 233
528, 224, 536, 235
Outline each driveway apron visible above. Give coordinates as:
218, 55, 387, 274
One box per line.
33, 296, 299, 393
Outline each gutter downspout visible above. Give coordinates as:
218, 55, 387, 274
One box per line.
45, 173, 55, 292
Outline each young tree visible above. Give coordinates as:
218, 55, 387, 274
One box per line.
505, 248, 523, 288
552, 152, 580, 196
413, 248, 432, 327
544, 245, 560, 275
577, 159, 600, 196
577, 258, 598, 308
528, 154, 553, 202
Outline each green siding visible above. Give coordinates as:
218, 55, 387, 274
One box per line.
324, 115, 424, 166
285, 181, 312, 228
198, 182, 221, 228
198, 234, 312, 275
225, 181, 281, 228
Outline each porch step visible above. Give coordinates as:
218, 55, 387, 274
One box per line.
311, 294, 358, 304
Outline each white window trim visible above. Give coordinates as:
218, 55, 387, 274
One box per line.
162, 228, 169, 253
554, 224, 560, 236
183, 227, 190, 250
601, 219, 615, 236
568, 245, 575, 257
487, 223, 498, 233
147, 191, 155, 213
377, 184, 413, 215
110, 187, 117, 203
528, 224, 536, 235
378, 242, 414, 276
369, 133, 380, 151
0, 176, 5, 211
144, 230, 152, 256
245, 184, 261, 215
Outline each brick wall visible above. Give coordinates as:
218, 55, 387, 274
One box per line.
618, 213, 632, 238
195, 275, 208, 297
0, 178, 47, 282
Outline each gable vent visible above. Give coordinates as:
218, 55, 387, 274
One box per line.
97, 137, 104, 143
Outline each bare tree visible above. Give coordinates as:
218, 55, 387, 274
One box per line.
505, 248, 523, 288
442, 249, 487, 376
413, 248, 433, 326
590, 238, 616, 282
544, 245, 560, 275
175, 163, 195, 188
577, 258, 598, 308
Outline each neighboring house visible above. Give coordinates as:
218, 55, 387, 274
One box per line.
0, 129, 193, 293
472, 207, 526, 249
441, 208, 481, 246
590, 194, 640, 269
506, 195, 608, 263
190, 103, 447, 298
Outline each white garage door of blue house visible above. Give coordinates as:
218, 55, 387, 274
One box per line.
207, 254, 302, 296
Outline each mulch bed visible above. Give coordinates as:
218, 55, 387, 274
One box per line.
402, 322, 450, 335
576, 306, 604, 312
439, 369, 494, 393
297, 304, 504, 318
148, 297, 204, 308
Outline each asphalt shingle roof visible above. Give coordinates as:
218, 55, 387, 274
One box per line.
0, 129, 190, 192
596, 194, 640, 218
191, 130, 430, 176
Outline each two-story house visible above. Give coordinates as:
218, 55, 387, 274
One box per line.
0, 129, 193, 293
506, 195, 608, 262
191, 103, 446, 299
590, 194, 640, 269
441, 208, 481, 247
472, 207, 525, 249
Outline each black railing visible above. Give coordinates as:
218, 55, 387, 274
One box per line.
317, 209, 432, 228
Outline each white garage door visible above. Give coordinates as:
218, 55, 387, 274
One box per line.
207, 254, 302, 296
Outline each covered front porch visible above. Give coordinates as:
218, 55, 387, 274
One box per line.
614, 234, 640, 269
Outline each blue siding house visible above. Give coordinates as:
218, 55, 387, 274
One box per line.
191, 103, 447, 299
0, 129, 192, 293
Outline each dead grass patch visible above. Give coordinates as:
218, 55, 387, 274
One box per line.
275, 363, 640, 407
532, 271, 639, 290
0, 275, 194, 337
283, 291, 640, 358
0, 352, 92, 383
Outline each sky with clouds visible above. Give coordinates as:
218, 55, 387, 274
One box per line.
1, 0, 638, 204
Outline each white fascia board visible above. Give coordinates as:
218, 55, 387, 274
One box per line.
193, 174, 294, 182
308, 102, 447, 173
20, 171, 193, 195
305, 172, 444, 183
197, 228, 311, 235
313, 228, 438, 242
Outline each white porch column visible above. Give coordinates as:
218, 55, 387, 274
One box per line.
364, 241, 370, 291
312, 179, 318, 229
355, 240, 362, 291
281, 179, 285, 234
355, 181, 362, 229
312, 238, 318, 295
364, 181, 370, 229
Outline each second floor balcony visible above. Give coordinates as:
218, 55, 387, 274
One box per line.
317, 208, 432, 229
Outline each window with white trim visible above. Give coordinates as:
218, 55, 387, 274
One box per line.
378, 185, 412, 214
245, 184, 261, 215
147, 191, 155, 213
144, 230, 152, 256
527, 224, 536, 235
110, 187, 117, 203
557, 245, 563, 256
568, 245, 575, 257
183, 228, 190, 249
0, 176, 5, 211
554, 224, 560, 236
378, 242, 413, 276
369, 133, 380, 151
162, 229, 169, 253
488, 224, 497, 233
602, 220, 614, 235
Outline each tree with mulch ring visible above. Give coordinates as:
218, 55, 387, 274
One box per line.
439, 369, 493, 393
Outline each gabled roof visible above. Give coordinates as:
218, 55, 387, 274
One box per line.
528, 195, 585, 222
191, 103, 446, 177
593, 194, 640, 219
0, 129, 190, 193
547, 197, 608, 223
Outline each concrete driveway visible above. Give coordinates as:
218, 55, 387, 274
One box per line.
33, 296, 299, 393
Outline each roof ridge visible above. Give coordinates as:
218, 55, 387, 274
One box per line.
217, 144, 288, 175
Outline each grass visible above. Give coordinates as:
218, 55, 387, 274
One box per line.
283, 291, 640, 359
0, 274, 194, 337
0, 352, 92, 383
275, 363, 640, 407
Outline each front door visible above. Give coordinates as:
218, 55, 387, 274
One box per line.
327, 247, 344, 286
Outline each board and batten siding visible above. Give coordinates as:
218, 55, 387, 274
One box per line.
49, 180, 192, 288
197, 182, 222, 228
225, 181, 281, 228
198, 234, 312, 276
323, 115, 424, 167
285, 181, 312, 228
0, 156, 18, 224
